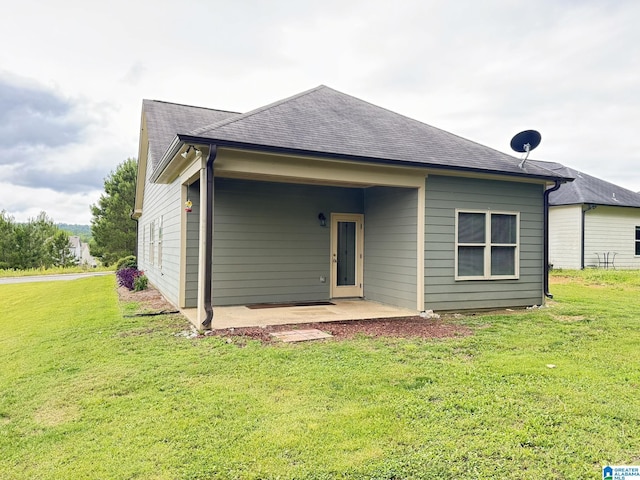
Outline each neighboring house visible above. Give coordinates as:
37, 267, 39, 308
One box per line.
530, 161, 640, 270
80, 242, 97, 267
68, 236, 97, 267
133, 85, 571, 329
68, 236, 82, 261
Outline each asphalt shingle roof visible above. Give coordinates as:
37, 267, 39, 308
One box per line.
143, 99, 240, 170
144, 86, 571, 181
530, 160, 640, 207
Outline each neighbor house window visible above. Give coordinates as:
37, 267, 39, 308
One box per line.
455, 210, 519, 280
636, 226, 640, 256
149, 221, 155, 265
157, 216, 163, 268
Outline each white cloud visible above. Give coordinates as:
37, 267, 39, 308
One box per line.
0, 180, 102, 225
1, 0, 640, 224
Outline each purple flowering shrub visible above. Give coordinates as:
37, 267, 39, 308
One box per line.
116, 267, 143, 290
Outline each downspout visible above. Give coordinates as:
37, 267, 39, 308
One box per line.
581, 204, 597, 269
581, 207, 585, 270
543, 180, 563, 298
130, 210, 138, 259
201, 145, 217, 330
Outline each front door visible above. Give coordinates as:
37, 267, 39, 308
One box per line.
331, 213, 364, 298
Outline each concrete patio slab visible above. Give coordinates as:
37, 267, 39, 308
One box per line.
181, 299, 418, 330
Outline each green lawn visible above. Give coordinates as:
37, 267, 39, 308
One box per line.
1, 274, 639, 479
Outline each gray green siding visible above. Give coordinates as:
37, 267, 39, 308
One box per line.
212, 178, 363, 306
363, 187, 418, 310
424, 175, 544, 310
136, 164, 182, 307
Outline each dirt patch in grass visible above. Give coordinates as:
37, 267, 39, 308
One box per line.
550, 275, 573, 284
34, 402, 80, 427
552, 314, 587, 322
117, 285, 178, 313
212, 317, 474, 343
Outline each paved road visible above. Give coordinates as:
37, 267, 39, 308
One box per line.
0, 271, 114, 285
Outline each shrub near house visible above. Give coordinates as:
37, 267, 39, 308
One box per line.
115, 256, 147, 291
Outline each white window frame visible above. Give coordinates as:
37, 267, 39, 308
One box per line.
157, 216, 163, 269
455, 209, 520, 280
149, 221, 155, 266
142, 226, 147, 262
635, 226, 640, 257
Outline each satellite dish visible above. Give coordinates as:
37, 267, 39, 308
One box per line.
510, 130, 541, 169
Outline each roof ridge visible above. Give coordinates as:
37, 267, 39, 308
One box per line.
143, 98, 240, 115
189, 85, 328, 136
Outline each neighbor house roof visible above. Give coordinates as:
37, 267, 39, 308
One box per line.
530, 160, 640, 208
145, 86, 571, 182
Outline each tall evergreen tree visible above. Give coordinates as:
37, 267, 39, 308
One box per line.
90, 158, 137, 266
0, 211, 15, 269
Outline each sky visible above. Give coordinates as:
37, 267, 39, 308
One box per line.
1, 0, 639, 224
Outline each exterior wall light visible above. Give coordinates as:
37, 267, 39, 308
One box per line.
180, 146, 200, 159
318, 213, 327, 227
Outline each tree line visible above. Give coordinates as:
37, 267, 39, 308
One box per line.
0, 212, 77, 269
1, 158, 138, 271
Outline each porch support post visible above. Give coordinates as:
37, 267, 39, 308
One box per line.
416, 180, 426, 312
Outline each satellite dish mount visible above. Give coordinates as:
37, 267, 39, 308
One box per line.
510, 130, 541, 169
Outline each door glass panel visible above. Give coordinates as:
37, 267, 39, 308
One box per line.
337, 221, 356, 286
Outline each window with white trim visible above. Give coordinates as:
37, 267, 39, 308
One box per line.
142, 226, 147, 262
635, 226, 640, 256
149, 221, 155, 265
157, 216, 163, 268
455, 210, 520, 280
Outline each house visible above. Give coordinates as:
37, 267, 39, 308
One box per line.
68, 236, 98, 267
133, 86, 571, 329
68, 236, 82, 262
530, 161, 640, 270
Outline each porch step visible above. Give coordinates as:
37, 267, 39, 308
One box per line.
270, 329, 333, 342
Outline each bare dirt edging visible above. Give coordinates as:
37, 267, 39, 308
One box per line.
117, 285, 474, 343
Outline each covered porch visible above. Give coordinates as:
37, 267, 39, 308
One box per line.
178, 147, 427, 330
